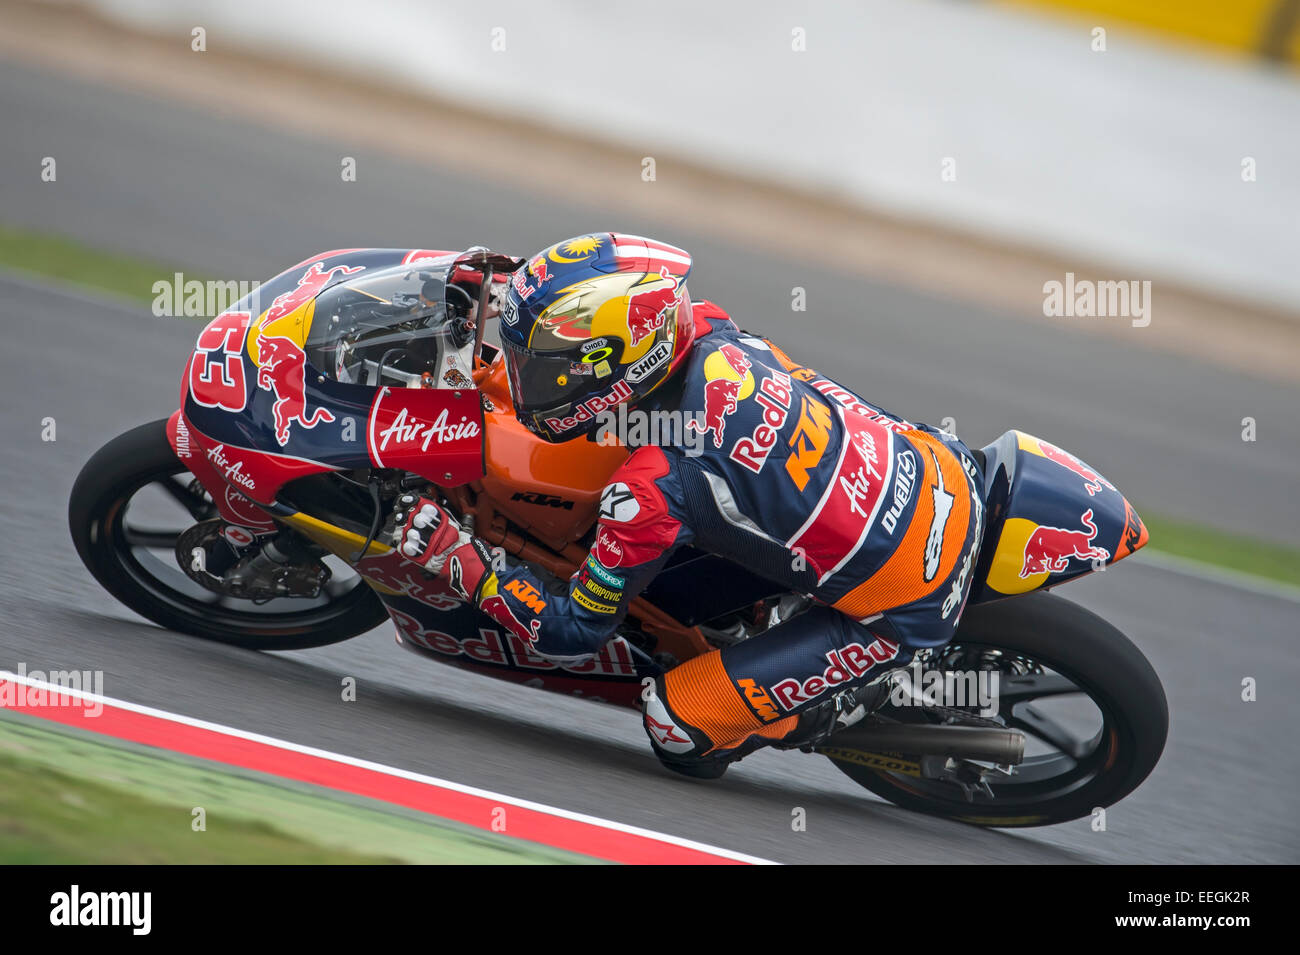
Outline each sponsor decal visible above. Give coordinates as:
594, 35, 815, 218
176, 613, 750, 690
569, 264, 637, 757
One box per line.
1020, 508, 1110, 577
770, 637, 900, 711
266, 261, 365, 323
576, 573, 622, 605
389, 608, 638, 677
543, 380, 633, 434
626, 339, 671, 384
500, 296, 520, 326
941, 455, 984, 619
205, 443, 256, 492
222, 486, 275, 529
687, 343, 752, 449
358, 558, 464, 610
377, 406, 480, 453
173, 414, 193, 458
785, 395, 833, 491
593, 528, 625, 568
511, 255, 550, 301
644, 713, 692, 748
580, 337, 612, 355
572, 588, 618, 615
510, 491, 575, 510
923, 448, 955, 582
736, 678, 781, 722
821, 749, 923, 776
880, 449, 916, 534
221, 525, 257, 547
598, 483, 641, 523
254, 330, 336, 446
1033, 437, 1116, 497
626, 267, 683, 346
798, 371, 915, 434
584, 556, 625, 588
503, 578, 547, 613
785, 410, 895, 585
730, 371, 794, 474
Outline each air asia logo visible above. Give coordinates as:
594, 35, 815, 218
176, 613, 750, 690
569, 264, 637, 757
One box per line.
255, 331, 336, 446
265, 261, 364, 322
598, 483, 640, 523
686, 343, 753, 449
543, 380, 633, 435
205, 443, 256, 491
1036, 438, 1116, 497
626, 267, 683, 346
769, 636, 900, 711
1020, 508, 1110, 577
626, 340, 671, 384
923, 449, 955, 581
376, 406, 480, 452
593, 528, 625, 568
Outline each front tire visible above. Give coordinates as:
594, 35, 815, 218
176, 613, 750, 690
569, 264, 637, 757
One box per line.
825, 591, 1168, 827
68, 419, 388, 649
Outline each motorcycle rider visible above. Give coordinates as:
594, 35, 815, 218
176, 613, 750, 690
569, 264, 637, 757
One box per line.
390, 233, 986, 778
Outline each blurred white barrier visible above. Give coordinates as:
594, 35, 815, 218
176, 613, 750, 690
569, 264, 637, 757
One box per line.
88, 0, 1300, 310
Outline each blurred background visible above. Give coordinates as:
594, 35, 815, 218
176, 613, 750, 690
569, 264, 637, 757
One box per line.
1, 0, 1297, 864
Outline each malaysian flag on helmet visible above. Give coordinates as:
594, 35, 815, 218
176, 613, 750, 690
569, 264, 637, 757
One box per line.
611, 234, 692, 279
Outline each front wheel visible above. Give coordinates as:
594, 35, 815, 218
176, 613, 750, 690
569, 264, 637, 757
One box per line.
68, 419, 388, 650
823, 591, 1168, 827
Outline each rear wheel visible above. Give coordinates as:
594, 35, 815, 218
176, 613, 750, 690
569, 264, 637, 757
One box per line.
68, 419, 388, 649
823, 591, 1167, 827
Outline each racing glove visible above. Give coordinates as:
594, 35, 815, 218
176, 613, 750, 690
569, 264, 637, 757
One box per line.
388, 495, 493, 598
388, 494, 543, 647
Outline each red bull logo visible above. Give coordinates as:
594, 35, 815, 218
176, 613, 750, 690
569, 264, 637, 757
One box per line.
1020, 508, 1111, 577
266, 261, 364, 322
254, 331, 336, 446
1035, 439, 1116, 497
626, 266, 683, 346
687, 343, 752, 448
480, 593, 543, 647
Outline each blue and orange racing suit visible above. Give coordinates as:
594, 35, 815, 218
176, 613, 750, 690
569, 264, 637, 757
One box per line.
483, 304, 986, 759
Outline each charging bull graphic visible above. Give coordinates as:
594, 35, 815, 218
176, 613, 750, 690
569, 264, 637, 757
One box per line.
266, 261, 365, 323
254, 331, 336, 446
626, 267, 683, 346
1020, 508, 1111, 577
1036, 439, 1116, 497
687, 343, 752, 448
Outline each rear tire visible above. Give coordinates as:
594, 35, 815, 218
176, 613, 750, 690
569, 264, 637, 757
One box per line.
69, 419, 388, 649
826, 591, 1167, 827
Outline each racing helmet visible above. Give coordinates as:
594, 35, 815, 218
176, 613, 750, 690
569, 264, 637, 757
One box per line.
498, 233, 697, 442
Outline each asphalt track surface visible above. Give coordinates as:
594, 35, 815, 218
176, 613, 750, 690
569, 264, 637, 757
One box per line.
1, 58, 1298, 863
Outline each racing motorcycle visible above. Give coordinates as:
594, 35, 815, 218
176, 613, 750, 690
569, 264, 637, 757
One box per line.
68, 247, 1168, 828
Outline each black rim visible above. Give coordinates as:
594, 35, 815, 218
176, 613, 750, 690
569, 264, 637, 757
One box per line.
860, 642, 1124, 810
100, 460, 375, 632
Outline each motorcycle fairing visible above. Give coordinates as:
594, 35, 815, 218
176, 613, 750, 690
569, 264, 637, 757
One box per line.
970, 430, 1148, 601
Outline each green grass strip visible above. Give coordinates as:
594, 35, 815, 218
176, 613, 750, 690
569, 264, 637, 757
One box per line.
0, 713, 598, 864
1138, 511, 1300, 589
0, 224, 204, 305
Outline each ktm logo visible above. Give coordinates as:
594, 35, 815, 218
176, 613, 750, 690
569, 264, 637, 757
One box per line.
736, 678, 781, 723
785, 395, 833, 491
511, 491, 575, 510
503, 579, 547, 613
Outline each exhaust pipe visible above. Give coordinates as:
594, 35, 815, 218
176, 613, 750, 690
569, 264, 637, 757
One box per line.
821, 722, 1025, 765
